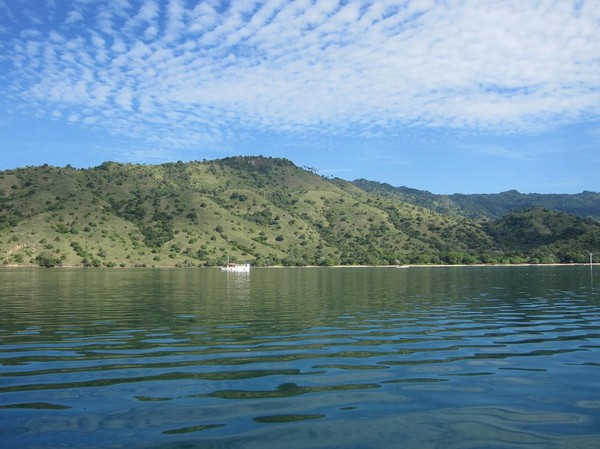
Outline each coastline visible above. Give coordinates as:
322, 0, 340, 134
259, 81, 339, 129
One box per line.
1, 263, 597, 269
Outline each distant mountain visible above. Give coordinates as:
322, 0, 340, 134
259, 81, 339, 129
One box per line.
352, 179, 600, 219
1, 157, 599, 268
451, 190, 600, 220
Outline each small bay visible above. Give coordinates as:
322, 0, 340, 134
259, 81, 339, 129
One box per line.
0, 266, 599, 448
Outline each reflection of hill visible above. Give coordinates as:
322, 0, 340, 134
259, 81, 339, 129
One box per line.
1, 266, 597, 449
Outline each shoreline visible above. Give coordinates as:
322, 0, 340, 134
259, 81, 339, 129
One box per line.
1, 263, 598, 269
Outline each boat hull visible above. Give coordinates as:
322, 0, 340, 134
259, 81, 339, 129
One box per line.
221, 263, 250, 273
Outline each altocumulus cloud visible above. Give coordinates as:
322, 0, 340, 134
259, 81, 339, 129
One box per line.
1, 0, 599, 149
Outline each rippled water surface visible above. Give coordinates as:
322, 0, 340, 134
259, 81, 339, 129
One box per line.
1, 266, 599, 448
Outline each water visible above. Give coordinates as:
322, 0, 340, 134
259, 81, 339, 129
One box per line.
0, 266, 598, 449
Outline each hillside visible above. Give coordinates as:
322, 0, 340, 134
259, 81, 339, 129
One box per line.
483, 207, 600, 264
353, 180, 600, 219
1, 157, 599, 268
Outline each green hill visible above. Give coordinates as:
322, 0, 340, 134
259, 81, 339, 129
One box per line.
483, 207, 600, 264
1, 157, 599, 267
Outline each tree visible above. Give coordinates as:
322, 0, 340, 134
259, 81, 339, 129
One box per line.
36, 253, 62, 268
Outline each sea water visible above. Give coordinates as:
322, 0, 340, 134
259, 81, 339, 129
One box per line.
0, 266, 598, 448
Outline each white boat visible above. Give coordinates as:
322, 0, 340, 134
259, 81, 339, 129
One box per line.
221, 262, 250, 273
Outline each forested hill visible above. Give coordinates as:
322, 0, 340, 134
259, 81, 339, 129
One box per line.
352, 179, 600, 219
1, 156, 599, 268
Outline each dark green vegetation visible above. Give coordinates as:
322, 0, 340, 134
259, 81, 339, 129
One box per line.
353, 179, 600, 219
1, 157, 599, 267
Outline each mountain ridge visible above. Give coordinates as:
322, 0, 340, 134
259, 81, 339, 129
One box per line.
1, 156, 598, 268
352, 179, 600, 219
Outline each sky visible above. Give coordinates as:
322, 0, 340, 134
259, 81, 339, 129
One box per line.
1, 0, 599, 194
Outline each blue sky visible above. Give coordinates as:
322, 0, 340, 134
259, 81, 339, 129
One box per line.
1, 0, 599, 194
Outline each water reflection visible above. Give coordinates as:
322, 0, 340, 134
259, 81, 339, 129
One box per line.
225, 272, 250, 301
0, 266, 599, 449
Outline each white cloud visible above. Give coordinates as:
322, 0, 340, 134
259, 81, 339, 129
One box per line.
2, 0, 600, 152
471, 144, 535, 161
64, 9, 84, 25
0, 0, 13, 21
111, 38, 127, 53
165, 0, 185, 42
187, 2, 220, 34
115, 86, 134, 111
135, 0, 159, 23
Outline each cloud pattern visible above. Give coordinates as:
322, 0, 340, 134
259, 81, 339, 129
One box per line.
1, 0, 599, 151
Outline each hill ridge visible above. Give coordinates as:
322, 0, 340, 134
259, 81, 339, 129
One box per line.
1, 158, 599, 267
352, 179, 600, 219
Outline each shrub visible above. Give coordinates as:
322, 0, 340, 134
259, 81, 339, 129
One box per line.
35, 253, 62, 268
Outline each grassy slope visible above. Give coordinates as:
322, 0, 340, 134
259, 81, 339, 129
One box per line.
1, 157, 599, 267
